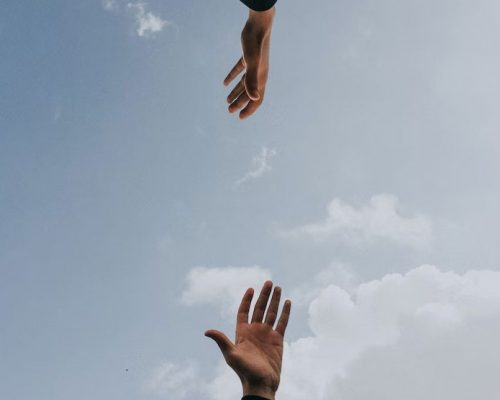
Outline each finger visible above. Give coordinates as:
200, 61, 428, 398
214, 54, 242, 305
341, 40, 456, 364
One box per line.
242, 43, 262, 101
237, 287, 254, 325
251, 280, 273, 323
228, 92, 250, 113
264, 286, 281, 327
224, 57, 245, 86
239, 98, 262, 120
227, 76, 246, 104
205, 329, 234, 357
275, 299, 292, 336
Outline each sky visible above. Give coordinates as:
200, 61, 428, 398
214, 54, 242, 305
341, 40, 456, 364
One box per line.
1, 0, 500, 399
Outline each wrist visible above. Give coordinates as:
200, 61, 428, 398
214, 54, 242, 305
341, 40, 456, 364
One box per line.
248, 7, 275, 30
242, 381, 276, 400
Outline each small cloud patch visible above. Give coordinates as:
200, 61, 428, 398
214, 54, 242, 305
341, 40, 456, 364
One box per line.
235, 147, 277, 186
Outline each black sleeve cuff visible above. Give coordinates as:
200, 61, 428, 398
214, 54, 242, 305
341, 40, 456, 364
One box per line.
240, 0, 277, 11
242, 396, 272, 400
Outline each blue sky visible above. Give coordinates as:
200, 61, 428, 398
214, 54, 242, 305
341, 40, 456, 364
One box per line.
2, 1, 500, 399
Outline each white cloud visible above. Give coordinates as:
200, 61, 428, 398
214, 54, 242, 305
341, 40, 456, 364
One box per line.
161, 264, 500, 400
235, 147, 277, 186
181, 266, 272, 317
285, 265, 500, 400
279, 194, 432, 249
290, 261, 359, 307
104, 1, 169, 37
128, 2, 168, 38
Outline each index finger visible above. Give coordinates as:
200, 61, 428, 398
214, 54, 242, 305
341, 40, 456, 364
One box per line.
237, 287, 254, 325
224, 57, 245, 86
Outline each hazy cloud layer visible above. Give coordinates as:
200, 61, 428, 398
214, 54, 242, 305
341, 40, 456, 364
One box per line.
279, 194, 433, 249
181, 266, 272, 317
102, 0, 118, 11
143, 361, 199, 399
153, 264, 500, 400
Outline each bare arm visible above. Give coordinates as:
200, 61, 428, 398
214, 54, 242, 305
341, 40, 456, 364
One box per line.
205, 280, 292, 399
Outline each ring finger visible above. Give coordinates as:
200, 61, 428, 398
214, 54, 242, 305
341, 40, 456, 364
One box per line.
228, 92, 250, 113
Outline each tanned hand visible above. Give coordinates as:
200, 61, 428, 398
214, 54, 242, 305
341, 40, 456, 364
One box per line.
205, 280, 292, 400
224, 7, 276, 120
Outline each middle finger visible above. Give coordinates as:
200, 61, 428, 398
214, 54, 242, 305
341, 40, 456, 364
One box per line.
227, 76, 246, 104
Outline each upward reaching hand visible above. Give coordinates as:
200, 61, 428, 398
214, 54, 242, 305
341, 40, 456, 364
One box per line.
205, 280, 292, 400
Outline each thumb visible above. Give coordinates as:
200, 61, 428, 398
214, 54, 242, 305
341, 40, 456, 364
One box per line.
204, 329, 234, 356
243, 43, 262, 101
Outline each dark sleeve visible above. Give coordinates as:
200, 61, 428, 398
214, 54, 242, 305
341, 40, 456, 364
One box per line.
242, 396, 272, 400
240, 0, 277, 11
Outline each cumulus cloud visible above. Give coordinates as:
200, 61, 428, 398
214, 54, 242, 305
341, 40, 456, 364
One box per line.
181, 266, 272, 317
235, 147, 277, 186
154, 264, 500, 400
127, 2, 169, 37
279, 194, 433, 249
286, 265, 500, 400
290, 261, 359, 307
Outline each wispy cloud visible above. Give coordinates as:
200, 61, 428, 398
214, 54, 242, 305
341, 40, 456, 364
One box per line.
235, 147, 277, 186
278, 194, 433, 249
103, 1, 170, 38
127, 2, 169, 38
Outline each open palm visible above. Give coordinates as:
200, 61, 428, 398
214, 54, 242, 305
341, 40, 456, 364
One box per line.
205, 281, 291, 399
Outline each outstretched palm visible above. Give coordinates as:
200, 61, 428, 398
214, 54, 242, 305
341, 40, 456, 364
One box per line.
205, 281, 292, 399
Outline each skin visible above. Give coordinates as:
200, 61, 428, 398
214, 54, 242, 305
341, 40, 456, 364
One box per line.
224, 7, 276, 120
205, 280, 292, 400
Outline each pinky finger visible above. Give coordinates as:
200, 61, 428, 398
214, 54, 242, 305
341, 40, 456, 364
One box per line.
275, 300, 292, 336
